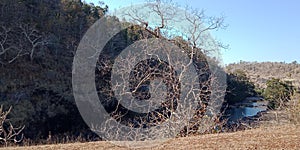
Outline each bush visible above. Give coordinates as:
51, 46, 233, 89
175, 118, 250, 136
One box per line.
263, 78, 294, 109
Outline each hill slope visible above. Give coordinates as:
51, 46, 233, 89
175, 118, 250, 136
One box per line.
3, 125, 300, 150
226, 61, 300, 89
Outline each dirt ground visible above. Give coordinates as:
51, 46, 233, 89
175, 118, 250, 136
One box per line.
2, 124, 299, 150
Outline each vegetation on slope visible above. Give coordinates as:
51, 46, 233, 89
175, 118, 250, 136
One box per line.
0, 0, 107, 142
0, 0, 299, 148
0, 0, 223, 145
226, 61, 300, 89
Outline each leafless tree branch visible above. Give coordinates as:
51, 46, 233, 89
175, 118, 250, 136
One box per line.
0, 105, 25, 147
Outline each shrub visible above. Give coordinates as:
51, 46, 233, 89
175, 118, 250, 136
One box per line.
263, 78, 294, 109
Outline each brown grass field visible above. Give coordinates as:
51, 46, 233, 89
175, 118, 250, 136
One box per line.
2, 124, 299, 150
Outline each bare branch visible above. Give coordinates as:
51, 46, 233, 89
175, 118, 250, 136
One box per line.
0, 105, 25, 147
19, 24, 48, 61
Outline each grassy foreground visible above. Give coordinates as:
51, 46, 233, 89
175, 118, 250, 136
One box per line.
2, 124, 299, 150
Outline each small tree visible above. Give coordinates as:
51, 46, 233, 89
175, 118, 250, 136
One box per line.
0, 105, 25, 147
263, 78, 294, 109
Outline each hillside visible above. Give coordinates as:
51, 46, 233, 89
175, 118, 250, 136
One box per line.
1, 0, 299, 148
226, 61, 300, 89
2, 125, 299, 150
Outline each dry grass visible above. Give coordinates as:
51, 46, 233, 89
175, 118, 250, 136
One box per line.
1, 124, 299, 150
288, 93, 300, 124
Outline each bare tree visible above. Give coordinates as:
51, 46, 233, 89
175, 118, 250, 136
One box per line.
19, 24, 50, 61
74, 0, 227, 146
0, 105, 25, 147
123, 0, 227, 54
0, 25, 23, 64
121, 0, 226, 136
0, 23, 50, 64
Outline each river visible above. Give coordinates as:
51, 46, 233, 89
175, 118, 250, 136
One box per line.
225, 97, 268, 123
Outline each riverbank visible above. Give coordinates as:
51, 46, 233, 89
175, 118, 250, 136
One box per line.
223, 106, 294, 133
222, 96, 269, 131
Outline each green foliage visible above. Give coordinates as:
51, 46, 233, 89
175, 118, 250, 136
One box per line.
263, 78, 294, 109
254, 87, 264, 95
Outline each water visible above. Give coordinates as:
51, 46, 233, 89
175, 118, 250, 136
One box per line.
226, 97, 268, 123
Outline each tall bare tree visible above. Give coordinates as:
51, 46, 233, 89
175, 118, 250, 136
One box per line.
79, 1, 228, 144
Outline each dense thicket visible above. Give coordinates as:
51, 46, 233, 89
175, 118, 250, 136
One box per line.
225, 69, 256, 104
0, 0, 107, 141
0, 0, 276, 143
0, 0, 213, 141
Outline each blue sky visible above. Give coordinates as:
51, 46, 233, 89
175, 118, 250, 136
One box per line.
86, 0, 300, 65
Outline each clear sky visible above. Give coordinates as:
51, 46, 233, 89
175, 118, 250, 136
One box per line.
86, 0, 300, 65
